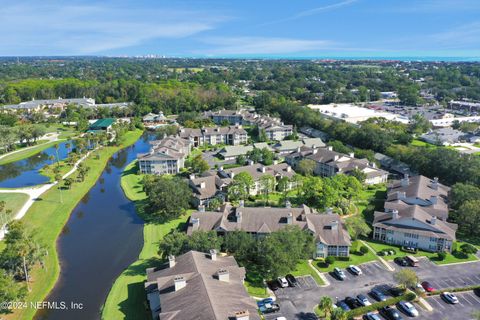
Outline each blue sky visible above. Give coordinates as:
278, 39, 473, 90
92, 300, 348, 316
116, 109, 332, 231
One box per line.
1, 0, 480, 58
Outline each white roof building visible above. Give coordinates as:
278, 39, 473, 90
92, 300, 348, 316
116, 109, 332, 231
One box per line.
307, 103, 410, 124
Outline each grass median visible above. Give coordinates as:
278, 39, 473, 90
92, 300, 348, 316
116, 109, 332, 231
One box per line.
101, 160, 189, 320
2, 129, 143, 320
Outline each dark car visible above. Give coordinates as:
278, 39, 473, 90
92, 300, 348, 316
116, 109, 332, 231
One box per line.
286, 274, 297, 287
267, 280, 279, 291
389, 286, 405, 297
474, 288, 480, 297
259, 302, 280, 314
337, 300, 351, 311
394, 257, 409, 266
370, 288, 387, 301
345, 296, 361, 309
380, 306, 404, 320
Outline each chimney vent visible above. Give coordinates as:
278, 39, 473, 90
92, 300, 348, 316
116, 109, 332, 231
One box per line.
430, 216, 437, 225
168, 255, 176, 268
198, 205, 205, 212
217, 269, 229, 282
285, 200, 291, 208
392, 209, 399, 220
432, 177, 439, 190
236, 210, 242, 223
189, 173, 195, 180
210, 249, 217, 261
327, 146, 333, 151
235, 310, 250, 320
191, 217, 200, 228
429, 195, 438, 205
326, 207, 333, 214
239, 200, 244, 207
349, 152, 355, 158
174, 276, 186, 291
200, 181, 206, 189
330, 221, 338, 230
287, 212, 293, 224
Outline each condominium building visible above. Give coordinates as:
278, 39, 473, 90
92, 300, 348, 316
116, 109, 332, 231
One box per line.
285, 146, 389, 185
179, 126, 248, 147
187, 203, 351, 258
188, 162, 296, 205
372, 175, 457, 252
145, 250, 260, 320
137, 136, 191, 175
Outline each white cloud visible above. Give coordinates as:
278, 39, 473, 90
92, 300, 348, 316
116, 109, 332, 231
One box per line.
292, 0, 358, 18
430, 22, 480, 49
0, 2, 227, 55
260, 0, 358, 26
198, 37, 340, 55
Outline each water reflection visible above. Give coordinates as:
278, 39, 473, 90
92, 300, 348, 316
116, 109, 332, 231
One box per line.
0, 141, 72, 188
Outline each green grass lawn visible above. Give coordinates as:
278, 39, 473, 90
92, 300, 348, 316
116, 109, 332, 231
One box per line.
101, 160, 190, 320
364, 239, 479, 265
291, 260, 325, 285
313, 241, 378, 273
1, 129, 143, 320
0, 141, 62, 165
0, 192, 29, 222
410, 139, 437, 148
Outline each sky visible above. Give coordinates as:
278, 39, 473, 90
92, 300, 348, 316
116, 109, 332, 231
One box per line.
1, 0, 480, 58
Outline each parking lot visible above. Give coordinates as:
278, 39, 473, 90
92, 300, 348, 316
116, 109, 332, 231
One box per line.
423, 291, 480, 320
262, 259, 480, 320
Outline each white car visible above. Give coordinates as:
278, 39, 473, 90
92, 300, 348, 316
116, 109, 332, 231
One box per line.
277, 277, 288, 288
398, 300, 419, 317
348, 264, 362, 275
413, 283, 425, 293
275, 318, 287, 320
441, 292, 459, 304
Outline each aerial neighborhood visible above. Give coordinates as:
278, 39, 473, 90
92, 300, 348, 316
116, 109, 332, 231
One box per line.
1, 57, 480, 320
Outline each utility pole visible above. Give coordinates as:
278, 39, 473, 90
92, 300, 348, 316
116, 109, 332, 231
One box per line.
23, 256, 30, 291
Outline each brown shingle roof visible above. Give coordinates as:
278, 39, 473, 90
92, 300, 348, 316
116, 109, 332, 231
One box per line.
146, 251, 260, 320
186, 204, 351, 246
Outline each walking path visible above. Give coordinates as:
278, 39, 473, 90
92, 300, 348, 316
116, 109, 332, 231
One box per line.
0, 148, 94, 239
0, 132, 61, 161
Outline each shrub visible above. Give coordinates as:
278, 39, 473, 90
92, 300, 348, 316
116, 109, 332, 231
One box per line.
360, 246, 369, 255
451, 241, 458, 253
437, 251, 447, 261
461, 243, 478, 255
336, 256, 350, 262
325, 256, 336, 265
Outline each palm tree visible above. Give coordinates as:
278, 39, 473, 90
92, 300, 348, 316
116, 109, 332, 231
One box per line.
331, 308, 348, 320
318, 296, 333, 318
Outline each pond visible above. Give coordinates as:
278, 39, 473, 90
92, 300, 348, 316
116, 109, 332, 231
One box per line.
35, 133, 153, 320
0, 142, 72, 188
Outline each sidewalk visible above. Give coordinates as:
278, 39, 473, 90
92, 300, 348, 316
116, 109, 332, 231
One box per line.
0, 148, 94, 239
0, 132, 61, 161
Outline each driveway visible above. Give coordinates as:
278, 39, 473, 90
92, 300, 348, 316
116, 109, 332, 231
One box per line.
202, 150, 236, 168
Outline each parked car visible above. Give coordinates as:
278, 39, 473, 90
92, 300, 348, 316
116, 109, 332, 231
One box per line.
389, 286, 405, 297
277, 277, 288, 288
380, 306, 404, 320
333, 267, 346, 280
474, 288, 480, 297
275, 317, 287, 320
285, 274, 297, 287
421, 281, 435, 292
363, 312, 382, 320
394, 257, 409, 266
345, 296, 361, 309
441, 292, 459, 304
348, 264, 362, 275
337, 300, 351, 311
267, 280, 279, 291
357, 294, 372, 306
259, 302, 280, 314
397, 301, 419, 317
370, 288, 387, 301
411, 283, 425, 293
257, 297, 274, 307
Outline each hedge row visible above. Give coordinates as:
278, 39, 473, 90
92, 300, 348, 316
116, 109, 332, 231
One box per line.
346, 292, 417, 318
427, 284, 480, 296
